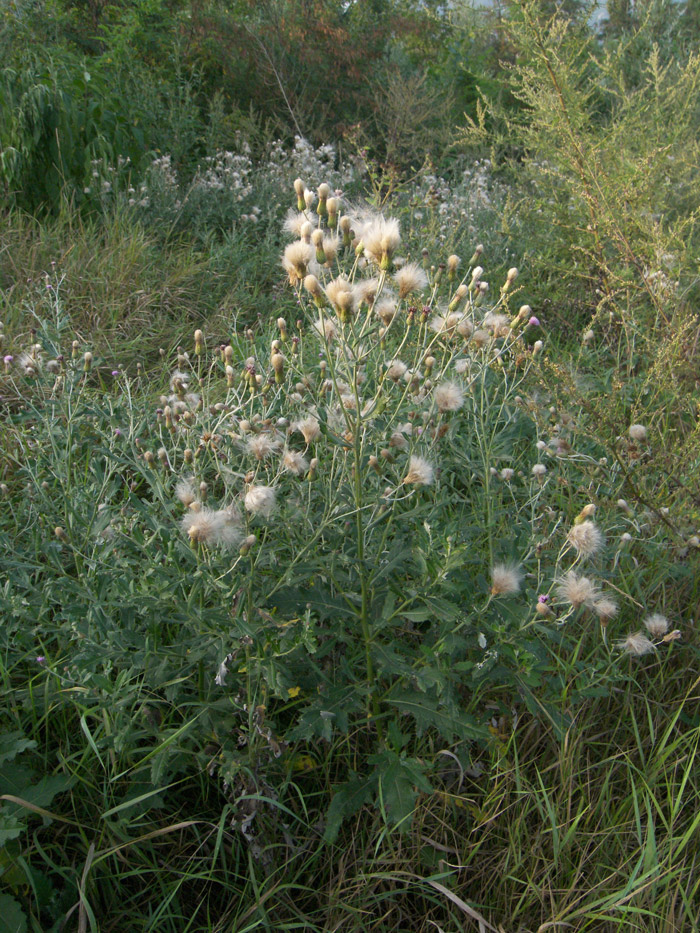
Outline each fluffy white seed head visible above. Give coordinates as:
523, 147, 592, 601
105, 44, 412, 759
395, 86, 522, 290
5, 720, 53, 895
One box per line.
629, 423, 647, 442
556, 570, 600, 610
490, 563, 522, 597
403, 455, 434, 487
434, 381, 464, 413
566, 520, 605, 559
618, 632, 656, 656
643, 613, 669, 638
393, 262, 428, 299
244, 485, 277, 519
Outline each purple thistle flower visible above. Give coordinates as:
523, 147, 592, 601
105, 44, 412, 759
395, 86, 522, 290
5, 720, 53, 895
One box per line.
529, 316, 541, 327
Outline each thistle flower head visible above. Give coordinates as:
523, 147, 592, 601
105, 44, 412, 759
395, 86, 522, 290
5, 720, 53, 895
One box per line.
556, 570, 599, 610
402, 455, 434, 487
175, 477, 197, 507
618, 632, 656, 657
433, 381, 464, 413
375, 298, 398, 325
566, 520, 605, 559
282, 241, 313, 286
325, 276, 355, 318
354, 276, 383, 307
283, 209, 308, 237
283, 449, 309, 476
490, 563, 522, 597
643, 613, 669, 638
593, 596, 618, 625
293, 415, 321, 445
311, 317, 339, 343
181, 506, 242, 548
361, 215, 401, 269
629, 423, 648, 442
246, 433, 282, 460
244, 485, 277, 519
386, 359, 408, 382
393, 262, 428, 300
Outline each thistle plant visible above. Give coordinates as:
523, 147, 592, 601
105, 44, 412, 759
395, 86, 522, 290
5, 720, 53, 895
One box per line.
0, 179, 685, 851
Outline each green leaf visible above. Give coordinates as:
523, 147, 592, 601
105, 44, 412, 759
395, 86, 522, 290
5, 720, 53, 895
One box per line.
0, 733, 37, 767
387, 690, 486, 742
370, 751, 432, 831
323, 773, 376, 844
0, 893, 27, 933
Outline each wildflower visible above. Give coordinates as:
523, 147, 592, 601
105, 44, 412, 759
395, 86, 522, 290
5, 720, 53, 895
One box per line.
629, 423, 647, 442
362, 215, 401, 269
403, 455, 434, 487
293, 177, 305, 210
566, 520, 605, 559
483, 312, 510, 336
434, 381, 464, 413
532, 463, 547, 479
490, 563, 522, 597
325, 276, 355, 321
643, 613, 669, 638
293, 415, 321, 445
556, 570, 599, 610
175, 478, 197, 507
246, 433, 281, 460
500, 468, 515, 481
354, 276, 383, 307
245, 485, 277, 519
471, 328, 490, 349
447, 254, 460, 279
393, 263, 428, 299
593, 596, 618, 625
194, 330, 204, 355
283, 449, 309, 476
312, 317, 338, 343
386, 359, 408, 382
375, 298, 397, 325
181, 507, 242, 548
283, 209, 307, 237
282, 241, 313, 286
618, 632, 656, 657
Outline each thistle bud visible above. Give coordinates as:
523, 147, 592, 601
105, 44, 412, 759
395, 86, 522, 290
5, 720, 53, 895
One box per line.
339, 215, 353, 247
304, 189, 315, 211
326, 196, 338, 228
55, 526, 66, 540
308, 457, 319, 481
471, 265, 483, 286
158, 447, 169, 468
194, 330, 204, 356
224, 345, 234, 364
240, 534, 257, 556
72, 339, 80, 359
184, 448, 193, 464
294, 178, 305, 211
271, 352, 284, 383
368, 455, 380, 474
226, 364, 235, 387
277, 318, 288, 341
199, 481, 208, 501
83, 351, 93, 372
469, 244, 484, 265
164, 405, 173, 431
144, 451, 156, 468
448, 284, 468, 311
424, 355, 436, 374
447, 254, 460, 281
317, 182, 330, 217
311, 229, 326, 265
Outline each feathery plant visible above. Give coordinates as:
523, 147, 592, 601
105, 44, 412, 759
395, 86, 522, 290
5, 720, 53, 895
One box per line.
0, 174, 693, 930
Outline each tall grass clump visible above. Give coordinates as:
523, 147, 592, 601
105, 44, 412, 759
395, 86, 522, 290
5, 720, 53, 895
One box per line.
1, 170, 697, 930
464, 0, 700, 541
